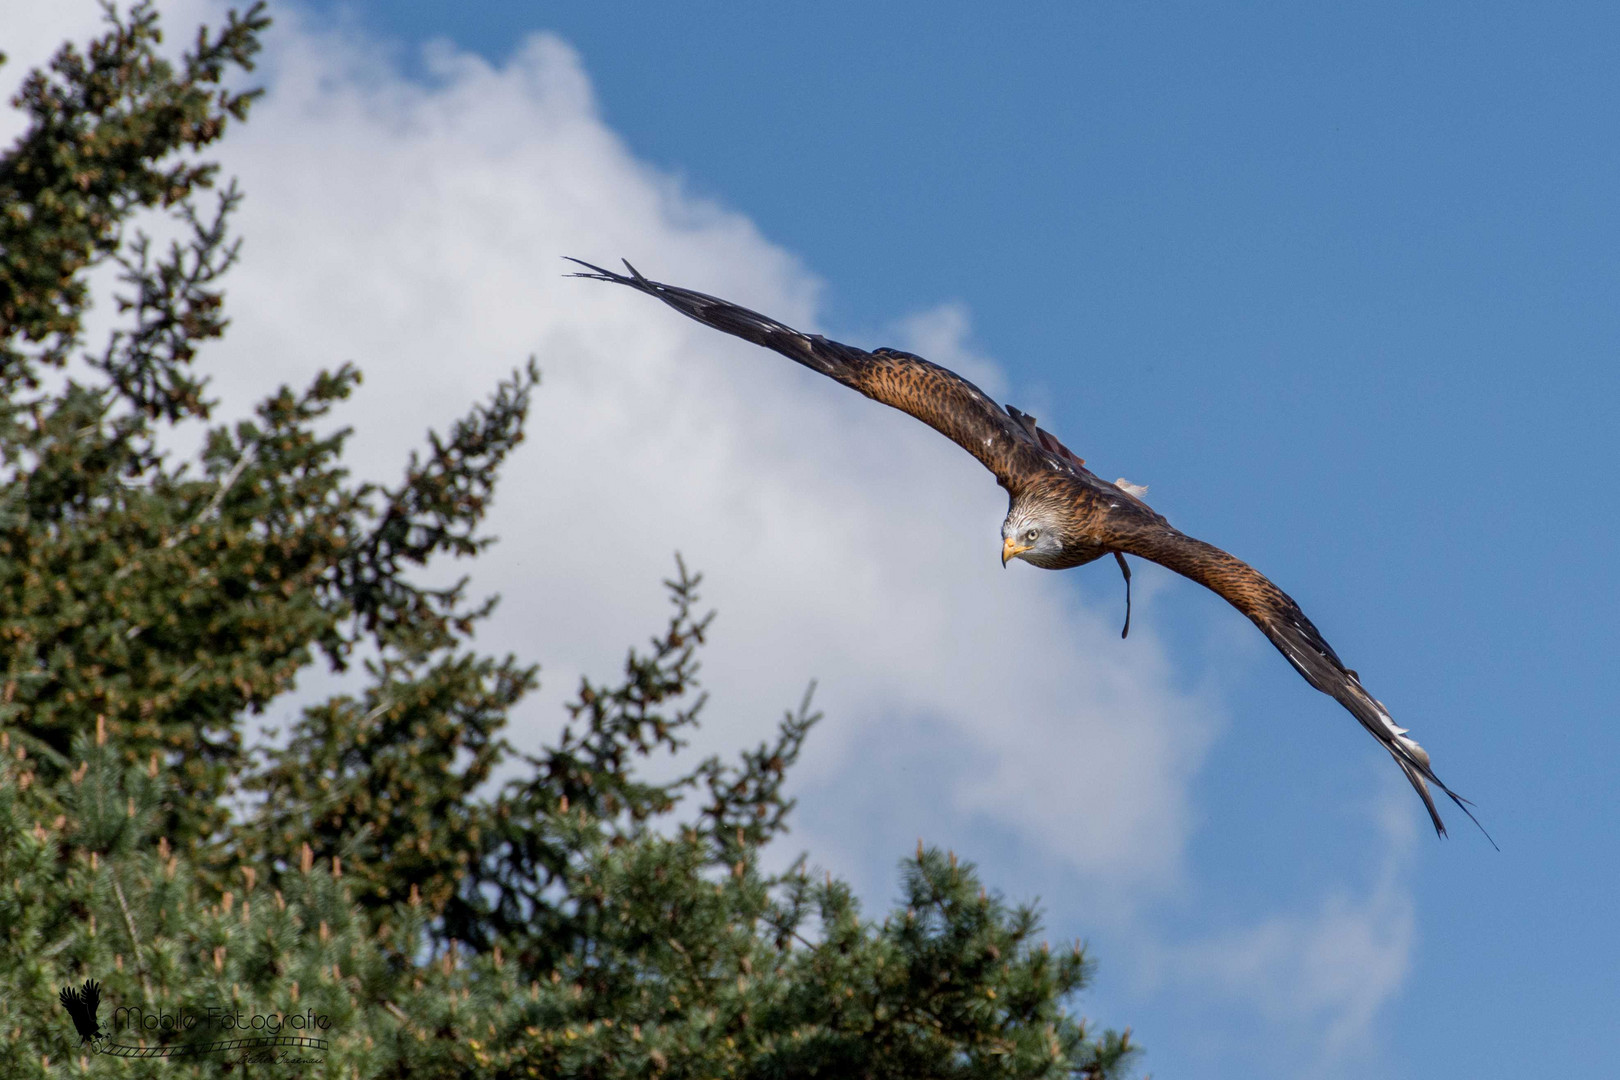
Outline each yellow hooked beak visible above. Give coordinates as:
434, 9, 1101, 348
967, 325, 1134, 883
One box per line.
1002, 537, 1031, 567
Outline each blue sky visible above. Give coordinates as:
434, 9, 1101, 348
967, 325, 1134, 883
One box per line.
8, 1, 1619, 1075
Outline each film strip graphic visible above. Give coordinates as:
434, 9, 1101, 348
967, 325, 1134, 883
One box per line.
90, 1034, 329, 1058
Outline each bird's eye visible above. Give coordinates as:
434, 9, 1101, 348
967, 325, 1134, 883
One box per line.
1024, 529, 1038, 542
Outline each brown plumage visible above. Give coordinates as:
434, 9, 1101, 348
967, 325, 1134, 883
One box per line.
570, 258, 1490, 845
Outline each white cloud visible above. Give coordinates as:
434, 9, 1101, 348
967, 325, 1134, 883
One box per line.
180, 6, 1216, 889
1141, 783, 1421, 1075
0, 2, 1419, 1069
0, 4, 103, 118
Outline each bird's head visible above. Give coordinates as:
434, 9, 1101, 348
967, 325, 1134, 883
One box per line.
1001, 502, 1067, 568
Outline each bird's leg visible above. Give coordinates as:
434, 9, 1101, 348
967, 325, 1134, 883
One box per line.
1114, 551, 1132, 639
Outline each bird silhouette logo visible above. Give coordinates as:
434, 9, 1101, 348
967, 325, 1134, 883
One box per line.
58, 979, 103, 1045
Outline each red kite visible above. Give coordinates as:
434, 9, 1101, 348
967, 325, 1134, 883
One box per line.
571, 258, 1489, 844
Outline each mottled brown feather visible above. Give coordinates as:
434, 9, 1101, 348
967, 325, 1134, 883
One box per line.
567, 259, 1122, 500
1105, 514, 1491, 844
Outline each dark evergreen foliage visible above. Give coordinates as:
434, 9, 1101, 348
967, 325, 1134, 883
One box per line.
0, 6, 1139, 1077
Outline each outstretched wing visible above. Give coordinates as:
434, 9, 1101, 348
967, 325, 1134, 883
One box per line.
569, 258, 1087, 495
1109, 516, 1492, 844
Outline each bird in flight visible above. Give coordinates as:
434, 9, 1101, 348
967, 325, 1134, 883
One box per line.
570, 258, 1490, 844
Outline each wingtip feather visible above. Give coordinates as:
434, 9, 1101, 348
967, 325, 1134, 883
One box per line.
1254, 601, 1498, 848
563, 255, 615, 279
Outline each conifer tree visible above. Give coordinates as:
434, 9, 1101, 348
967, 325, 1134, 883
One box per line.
0, 5, 1140, 1077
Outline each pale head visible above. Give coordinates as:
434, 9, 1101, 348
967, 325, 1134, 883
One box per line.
1001, 501, 1067, 568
